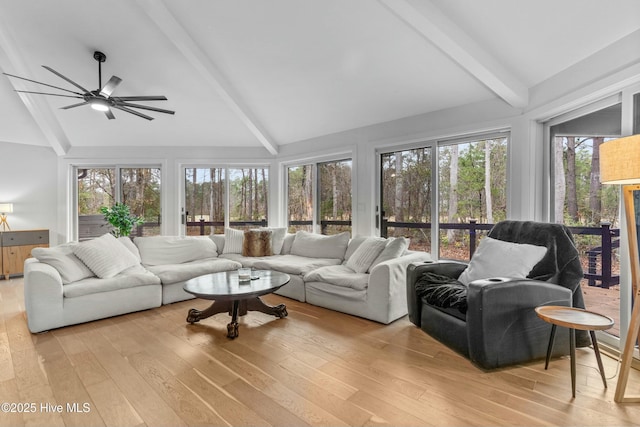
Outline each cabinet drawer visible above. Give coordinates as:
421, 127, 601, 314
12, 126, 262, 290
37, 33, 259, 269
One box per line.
2, 230, 49, 247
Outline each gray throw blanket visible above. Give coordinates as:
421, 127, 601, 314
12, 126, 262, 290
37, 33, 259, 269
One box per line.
415, 272, 468, 314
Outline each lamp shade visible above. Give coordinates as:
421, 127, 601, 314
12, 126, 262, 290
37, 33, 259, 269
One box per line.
600, 134, 640, 184
0, 203, 13, 214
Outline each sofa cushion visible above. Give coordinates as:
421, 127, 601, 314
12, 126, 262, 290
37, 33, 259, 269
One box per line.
457, 236, 547, 285
290, 231, 350, 259
252, 254, 341, 275
135, 236, 218, 266
31, 242, 95, 284
243, 229, 273, 257
369, 237, 410, 272
145, 258, 242, 284
304, 265, 369, 290
73, 233, 140, 279
63, 265, 160, 298
219, 253, 277, 268
223, 228, 244, 254
345, 237, 387, 273
281, 233, 295, 254
210, 234, 225, 254
118, 236, 142, 262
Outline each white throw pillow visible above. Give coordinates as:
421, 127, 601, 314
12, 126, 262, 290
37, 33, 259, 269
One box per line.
369, 237, 410, 272
345, 237, 387, 273
118, 236, 142, 262
222, 228, 244, 254
31, 243, 95, 284
457, 237, 547, 286
290, 231, 350, 259
72, 233, 140, 279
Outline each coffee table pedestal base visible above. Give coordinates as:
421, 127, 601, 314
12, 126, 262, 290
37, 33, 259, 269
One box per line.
186, 297, 287, 339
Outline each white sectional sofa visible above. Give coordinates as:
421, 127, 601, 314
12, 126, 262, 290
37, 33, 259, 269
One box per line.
23, 229, 431, 333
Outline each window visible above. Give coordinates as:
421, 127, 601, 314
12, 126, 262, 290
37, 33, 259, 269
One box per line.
286, 159, 352, 235
76, 166, 161, 239
379, 132, 508, 257
380, 148, 432, 252
547, 100, 622, 340
184, 166, 268, 235
287, 165, 314, 233
438, 137, 507, 259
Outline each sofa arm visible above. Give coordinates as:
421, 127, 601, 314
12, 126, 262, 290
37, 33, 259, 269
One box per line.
23, 258, 65, 333
406, 260, 467, 327
369, 252, 432, 323
466, 277, 572, 369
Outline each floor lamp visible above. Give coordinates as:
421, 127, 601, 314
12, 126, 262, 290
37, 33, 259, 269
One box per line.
600, 134, 640, 403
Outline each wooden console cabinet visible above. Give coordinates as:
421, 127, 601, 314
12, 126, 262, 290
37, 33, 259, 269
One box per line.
1, 229, 49, 280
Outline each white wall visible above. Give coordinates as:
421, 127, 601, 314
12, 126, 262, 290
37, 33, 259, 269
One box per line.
0, 142, 58, 241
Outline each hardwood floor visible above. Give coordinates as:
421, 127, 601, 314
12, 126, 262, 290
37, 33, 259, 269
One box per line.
2, 277, 640, 427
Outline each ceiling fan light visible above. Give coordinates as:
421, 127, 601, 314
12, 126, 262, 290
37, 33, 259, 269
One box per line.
90, 98, 109, 111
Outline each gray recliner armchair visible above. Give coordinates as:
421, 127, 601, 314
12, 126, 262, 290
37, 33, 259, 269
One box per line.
406, 220, 590, 370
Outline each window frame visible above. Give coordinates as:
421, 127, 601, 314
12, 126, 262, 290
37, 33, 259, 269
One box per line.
281, 153, 354, 235
180, 163, 271, 234
71, 162, 164, 241
376, 129, 510, 258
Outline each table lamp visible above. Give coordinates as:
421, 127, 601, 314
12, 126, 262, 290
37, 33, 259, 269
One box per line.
600, 134, 640, 403
0, 203, 12, 231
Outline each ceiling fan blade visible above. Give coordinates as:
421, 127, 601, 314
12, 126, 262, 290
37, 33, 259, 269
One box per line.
42, 65, 91, 94
99, 75, 122, 97
14, 90, 83, 99
112, 105, 154, 120
60, 101, 89, 110
105, 109, 115, 120
113, 95, 167, 101
3, 72, 85, 96
115, 101, 175, 115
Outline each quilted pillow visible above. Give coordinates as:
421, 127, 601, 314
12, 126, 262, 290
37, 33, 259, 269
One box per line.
369, 237, 410, 272
222, 228, 244, 254
345, 237, 387, 273
31, 242, 95, 284
457, 237, 547, 285
72, 233, 140, 279
243, 229, 273, 257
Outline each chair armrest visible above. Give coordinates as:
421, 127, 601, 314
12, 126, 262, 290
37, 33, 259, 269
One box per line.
406, 260, 468, 326
466, 277, 572, 369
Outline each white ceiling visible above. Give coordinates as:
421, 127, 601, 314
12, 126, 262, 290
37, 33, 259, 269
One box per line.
0, 0, 639, 155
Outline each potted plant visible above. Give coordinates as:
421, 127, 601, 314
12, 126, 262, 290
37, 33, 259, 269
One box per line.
100, 202, 144, 238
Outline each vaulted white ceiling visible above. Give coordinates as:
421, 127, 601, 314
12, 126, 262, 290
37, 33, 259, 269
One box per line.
1, 0, 639, 155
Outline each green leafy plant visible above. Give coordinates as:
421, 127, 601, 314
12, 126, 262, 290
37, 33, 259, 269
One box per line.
100, 202, 144, 238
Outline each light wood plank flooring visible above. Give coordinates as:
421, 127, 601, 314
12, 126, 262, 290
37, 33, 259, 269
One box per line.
2, 277, 640, 426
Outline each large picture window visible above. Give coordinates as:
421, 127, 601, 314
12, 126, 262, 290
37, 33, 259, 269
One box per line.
286, 159, 352, 235
77, 166, 161, 239
184, 166, 269, 235
379, 132, 508, 257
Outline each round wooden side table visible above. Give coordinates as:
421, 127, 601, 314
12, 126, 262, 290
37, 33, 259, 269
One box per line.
535, 305, 614, 398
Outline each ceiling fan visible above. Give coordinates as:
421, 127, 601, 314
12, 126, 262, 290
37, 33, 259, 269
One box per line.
3, 51, 175, 120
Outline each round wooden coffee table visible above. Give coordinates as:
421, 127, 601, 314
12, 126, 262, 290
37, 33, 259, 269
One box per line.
184, 270, 290, 339
535, 305, 614, 398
